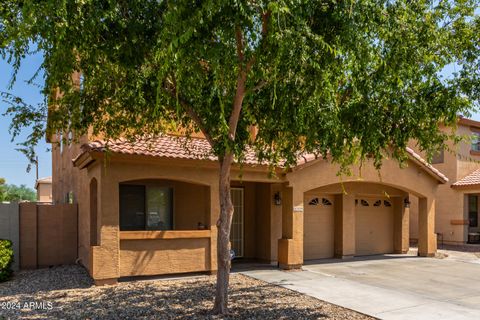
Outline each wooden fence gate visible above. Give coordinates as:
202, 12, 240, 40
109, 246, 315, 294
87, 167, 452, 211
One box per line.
19, 203, 78, 269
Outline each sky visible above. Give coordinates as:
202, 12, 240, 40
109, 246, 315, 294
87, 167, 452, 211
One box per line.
0, 52, 51, 188
0, 53, 479, 188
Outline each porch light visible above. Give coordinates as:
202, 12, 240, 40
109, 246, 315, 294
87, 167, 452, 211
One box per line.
274, 192, 282, 206
404, 198, 411, 208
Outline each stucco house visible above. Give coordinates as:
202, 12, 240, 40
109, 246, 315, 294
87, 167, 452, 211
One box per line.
50, 129, 445, 285
410, 117, 480, 245
35, 176, 52, 203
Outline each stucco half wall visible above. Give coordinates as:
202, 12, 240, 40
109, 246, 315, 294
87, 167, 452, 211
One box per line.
277, 157, 443, 268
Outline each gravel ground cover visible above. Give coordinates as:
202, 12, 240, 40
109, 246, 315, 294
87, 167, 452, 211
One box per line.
0, 265, 374, 320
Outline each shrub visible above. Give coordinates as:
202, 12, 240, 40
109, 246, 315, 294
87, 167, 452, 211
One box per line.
0, 239, 14, 282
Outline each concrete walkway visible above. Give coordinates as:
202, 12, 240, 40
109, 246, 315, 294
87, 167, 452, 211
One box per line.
241, 254, 480, 320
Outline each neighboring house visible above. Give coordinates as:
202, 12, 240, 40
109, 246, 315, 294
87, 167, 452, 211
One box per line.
410, 117, 480, 245
50, 129, 445, 285
35, 177, 52, 203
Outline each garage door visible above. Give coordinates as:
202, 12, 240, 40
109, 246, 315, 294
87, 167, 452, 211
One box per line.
304, 194, 335, 260
355, 197, 394, 256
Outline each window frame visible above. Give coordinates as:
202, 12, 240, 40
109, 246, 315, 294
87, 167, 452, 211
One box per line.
468, 194, 478, 228
119, 183, 174, 231
471, 131, 480, 153
431, 149, 444, 164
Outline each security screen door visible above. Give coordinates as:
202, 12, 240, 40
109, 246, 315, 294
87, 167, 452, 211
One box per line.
230, 188, 244, 258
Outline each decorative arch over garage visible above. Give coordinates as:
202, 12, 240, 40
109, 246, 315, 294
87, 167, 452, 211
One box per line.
278, 153, 447, 269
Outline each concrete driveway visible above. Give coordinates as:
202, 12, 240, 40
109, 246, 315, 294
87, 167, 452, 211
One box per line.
241, 254, 480, 320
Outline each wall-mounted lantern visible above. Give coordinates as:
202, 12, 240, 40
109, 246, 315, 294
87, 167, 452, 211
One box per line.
404, 198, 411, 208
274, 192, 282, 206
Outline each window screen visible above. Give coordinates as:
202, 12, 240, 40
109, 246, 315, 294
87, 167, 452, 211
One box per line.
146, 187, 173, 230
119, 185, 146, 231
469, 194, 478, 228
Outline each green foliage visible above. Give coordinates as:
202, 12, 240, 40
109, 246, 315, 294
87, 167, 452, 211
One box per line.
0, 239, 14, 282
1, 182, 36, 202
0, 178, 5, 202
1, 1, 479, 171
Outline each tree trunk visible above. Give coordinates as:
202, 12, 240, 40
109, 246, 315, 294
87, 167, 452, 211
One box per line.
212, 154, 234, 314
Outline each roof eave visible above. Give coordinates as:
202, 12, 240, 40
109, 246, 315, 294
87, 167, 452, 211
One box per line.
406, 154, 448, 184
73, 151, 96, 169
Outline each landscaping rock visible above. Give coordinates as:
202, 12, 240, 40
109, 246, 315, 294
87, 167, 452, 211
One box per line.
0, 265, 373, 319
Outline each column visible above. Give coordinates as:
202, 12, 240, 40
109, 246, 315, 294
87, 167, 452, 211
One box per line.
278, 186, 303, 269
334, 194, 356, 258
394, 196, 409, 254
91, 177, 120, 285
418, 197, 437, 257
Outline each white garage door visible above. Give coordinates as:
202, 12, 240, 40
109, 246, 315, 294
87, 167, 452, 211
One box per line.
355, 197, 394, 256
304, 194, 335, 260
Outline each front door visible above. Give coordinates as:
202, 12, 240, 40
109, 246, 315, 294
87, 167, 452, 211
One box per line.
230, 188, 244, 258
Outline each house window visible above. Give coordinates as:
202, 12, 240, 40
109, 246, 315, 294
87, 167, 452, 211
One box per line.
468, 194, 478, 228
431, 149, 444, 164
472, 132, 480, 152
322, 198, 332, 206
119, 184, 173, 231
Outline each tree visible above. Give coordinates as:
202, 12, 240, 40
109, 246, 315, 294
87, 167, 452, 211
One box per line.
2, 184, 36, 202
1, 0, 479, 314
0, 178, 5, 202
0, 178, 35, 202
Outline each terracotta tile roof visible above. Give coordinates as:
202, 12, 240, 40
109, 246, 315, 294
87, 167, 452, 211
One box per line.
79, 135, 260, 165
405, 147, 449, 183
453, 169, 480, 187
75, 136, 448, 183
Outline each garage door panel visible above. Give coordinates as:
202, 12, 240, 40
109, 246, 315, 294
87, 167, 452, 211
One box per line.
355, 197, 394, 256
304, 194, 335, 260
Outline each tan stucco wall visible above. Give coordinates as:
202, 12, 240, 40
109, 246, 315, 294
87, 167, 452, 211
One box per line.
456, 125, 480, 179
409, 187, 464, 244
37, 183, 52, 202
408, 123, 480, 244
119, 238, 210, 277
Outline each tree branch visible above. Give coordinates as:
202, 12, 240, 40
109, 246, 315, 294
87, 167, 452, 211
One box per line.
163, 78, 215, 147
262, 11, 270, 36
228, 27, 249, 140
235, 26, 245, 63
246, 80, 268, 95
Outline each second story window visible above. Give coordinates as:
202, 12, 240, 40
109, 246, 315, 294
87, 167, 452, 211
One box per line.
472, 132, 480, 152
431, 149, 444, 164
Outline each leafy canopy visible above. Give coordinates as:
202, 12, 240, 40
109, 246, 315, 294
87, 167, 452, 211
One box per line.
1, 0, 479, 170
0, 178, 36, 202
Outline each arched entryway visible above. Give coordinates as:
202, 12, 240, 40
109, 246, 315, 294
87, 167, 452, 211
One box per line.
303, 182, 408, 260
278, 155, 443, 269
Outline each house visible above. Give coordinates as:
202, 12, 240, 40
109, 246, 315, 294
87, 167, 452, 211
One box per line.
410, 117, 480, 245
50, 130, 445, 285
35, 176, 52, 203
